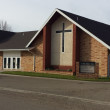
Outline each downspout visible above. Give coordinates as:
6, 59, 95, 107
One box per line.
28, 50, 36, 72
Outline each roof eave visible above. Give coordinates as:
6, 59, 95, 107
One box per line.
26, 9, 58, 48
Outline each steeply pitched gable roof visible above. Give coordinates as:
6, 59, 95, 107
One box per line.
0, 9, 110, 50
59, 9, 110, 48
26, 8, 110, 49
0, 30, 37, 50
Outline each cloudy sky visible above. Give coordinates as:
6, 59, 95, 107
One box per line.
0, 0, 110, 32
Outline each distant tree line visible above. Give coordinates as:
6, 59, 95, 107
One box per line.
0, 20, 12, 31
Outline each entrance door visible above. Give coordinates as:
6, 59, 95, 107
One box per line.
3, 57, 20, 69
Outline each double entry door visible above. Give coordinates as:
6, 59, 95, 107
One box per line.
3, 57, 20, 69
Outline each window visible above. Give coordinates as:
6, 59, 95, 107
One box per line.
3, 57, 21, 69
4, 58, 7, 68
8, 58, 11, 68
17, 58, 20, 69
13, 58, 16, 68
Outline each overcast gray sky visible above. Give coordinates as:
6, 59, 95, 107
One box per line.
0, 0, 110, 32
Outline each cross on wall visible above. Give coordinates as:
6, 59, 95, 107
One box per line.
56, 23, 72, 52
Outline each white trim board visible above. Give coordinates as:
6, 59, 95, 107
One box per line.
0, 49, 29, 51
26, 8, 110, 49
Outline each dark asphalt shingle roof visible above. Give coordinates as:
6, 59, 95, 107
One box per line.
0, 30, 37, 49
0, 9, 110, 49
59, 9, 110, 47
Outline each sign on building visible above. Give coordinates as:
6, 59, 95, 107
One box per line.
80, 62, 95, 73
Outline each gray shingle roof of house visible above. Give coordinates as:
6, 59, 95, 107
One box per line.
0, 30, 37, 50
1, 9, 110, 50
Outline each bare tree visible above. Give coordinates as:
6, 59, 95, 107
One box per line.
0, 20, 11, 31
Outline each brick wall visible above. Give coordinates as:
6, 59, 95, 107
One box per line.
79, 29, 108, 77
0, 52, 3, 70
21, 51, 34, 72
30, 32, 43, 72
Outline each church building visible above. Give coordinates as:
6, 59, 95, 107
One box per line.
0, 9, 110, 78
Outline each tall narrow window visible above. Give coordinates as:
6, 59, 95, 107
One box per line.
13, 58, 16, 69
17, 58, 20, 69
8, 58, 11, 68
4, 58, 6, 68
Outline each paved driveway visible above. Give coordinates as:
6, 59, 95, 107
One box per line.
0, 74, 110, 110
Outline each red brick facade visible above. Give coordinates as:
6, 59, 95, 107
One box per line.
34, 33, 43, 72
21, 51, 34, 72
30, 32, 43, 72
51, 65, 72, 70
76, 28, 108, 77
21, 32, 43, 72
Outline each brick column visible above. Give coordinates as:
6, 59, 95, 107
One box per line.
72, 24, 76, 74
43, 24, 51, 70
76, 27, 80, 62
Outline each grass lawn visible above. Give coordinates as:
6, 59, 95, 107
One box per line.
1, 71, 110, 82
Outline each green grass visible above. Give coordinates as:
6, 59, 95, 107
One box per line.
1, 71, 77, 80
1, 71, 110, 82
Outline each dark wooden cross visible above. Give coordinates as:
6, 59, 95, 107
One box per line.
56, 23, 71, 52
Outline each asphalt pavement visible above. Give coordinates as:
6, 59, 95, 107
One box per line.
0, 74, 110, 110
